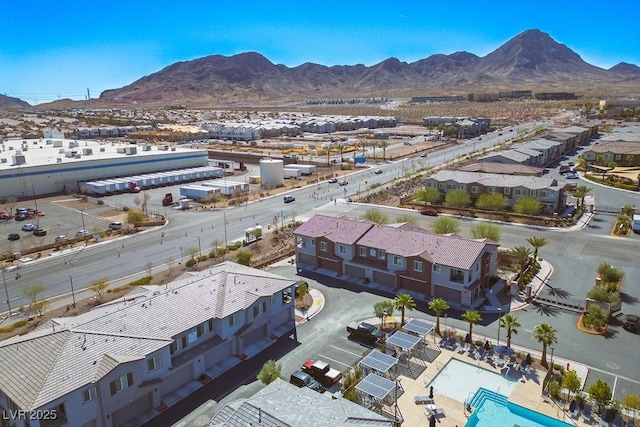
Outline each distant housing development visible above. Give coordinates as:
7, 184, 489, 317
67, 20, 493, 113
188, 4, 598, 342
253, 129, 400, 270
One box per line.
294, 215, 498, 306
0, 262, 297, 427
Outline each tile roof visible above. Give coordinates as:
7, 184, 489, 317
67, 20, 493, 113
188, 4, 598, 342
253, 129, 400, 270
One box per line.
427, 170, 561, 190
0, 262, 295, 411
293, 214, 374, 244
459, 162, 543, 175
209, 378, 392, 426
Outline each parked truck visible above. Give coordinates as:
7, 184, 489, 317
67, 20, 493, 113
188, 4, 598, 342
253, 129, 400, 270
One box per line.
346, 321, 384, 344
162, 193, 174, 207
127, 181, 141, 193
633, 215, 640, 233
301, 360, 342, 387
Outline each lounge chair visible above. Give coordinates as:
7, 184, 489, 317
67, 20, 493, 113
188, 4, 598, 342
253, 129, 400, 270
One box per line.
612, 414, 623, 427
568, 400, 579, 419
414, 395, 435, 405
600, 413, 611, 426
581, 403, 592, 423
475, 349, 484, 360
447, 339, 458, 350
456, 343, 466, 353
439, 338, 447, 348
496, 357, 505, 367
425, 405, 445, 417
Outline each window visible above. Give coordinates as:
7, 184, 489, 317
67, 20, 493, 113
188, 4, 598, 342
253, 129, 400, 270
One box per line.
253, 301, 267, 317
338, 244, 346, 254
471, 186, 479, 194
170, 336, 187, 354
459, 184, 466, 190
529, 189, 536, 196
310, 238, 315, 246
432, 264, 441, 273
229, 312, 239, 327
393, 256, 403, 266
450, 269, 465, 283
503, 187, 511, 194
110, 373, 133, 395
197, 319, 213, 337
147, 354, 162, 372
82, 386, 97, 403
378, 249, 386, 260
359, 247, 367, 256
414, 260, 423, 272
438, 182, 444, 189
447, 183, 456, 190
475, 263, 479, 272
488, 187, 495, 193
320, 241, 327, 252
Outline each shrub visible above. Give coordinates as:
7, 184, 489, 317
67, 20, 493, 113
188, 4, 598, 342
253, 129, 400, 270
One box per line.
185, 259, 196, 267
198, 255, 208, 262
129, 276, 152, 286
122, 206, 130, 212
97, 200, 105, 205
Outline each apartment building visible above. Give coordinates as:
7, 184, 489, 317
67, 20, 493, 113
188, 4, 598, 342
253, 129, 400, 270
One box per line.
295, 215, 498, 306
424, 170, 567, 213
0, 262, 297, 427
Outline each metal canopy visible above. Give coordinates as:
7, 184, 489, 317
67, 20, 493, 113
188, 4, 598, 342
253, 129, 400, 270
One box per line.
402, 319, 435, 337
387, 331, 421, 351
360, 350, 398, 374
356, 373, 396, 400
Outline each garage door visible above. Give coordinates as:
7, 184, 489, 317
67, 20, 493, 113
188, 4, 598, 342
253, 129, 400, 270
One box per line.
398, 276, 427, 295
373, 270, 395, 287
112, 392, 152, 427
345, 264, 365, 279
297, 253, 316, 267
205, 341, 232, 367
318, 257, 339, 273
434, 285, 461, 303
243, 324, 266, 347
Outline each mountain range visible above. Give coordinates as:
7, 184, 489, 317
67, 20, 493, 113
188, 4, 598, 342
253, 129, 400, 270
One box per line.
4, 29, 640, 109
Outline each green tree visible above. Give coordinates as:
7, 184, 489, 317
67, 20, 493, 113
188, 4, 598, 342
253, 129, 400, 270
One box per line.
428, 298, 449, 337
586, 286, 619, 304
360, 208, 389, 224
89, 277, 109, 302
210, 239, 224, 257
476, 193, 508, 211
257, 360, 283, 385
532, 323, 558, 368
236, 250, 253, 266
341, 365, 364, 402
621, 393, 640, 420
444, 189, 471, 211
461, 309, 482, 343
512, 246, 532, 286
608, 161, 618, 169
184, 246, 200, 261
470, 223, 501, 241
429, 217, 461, 234
588, 379, 612, 413
597, 262, 624, 285
22, 282, 47, 312
295, 281, 310, 299
499, 313, 521, 348
526, 236, 549, 261
562, 370, 582, 401
126, 209, 146, 227
622, 204, 635, 217
415, 187, 441, 204
373, 300, 395, 324
572, 186, 592, 209
395, 214, 417, 225
394, 293, 416, 326
582, 305, 608, 331
513, 197, 542, 216
379, 140, 389, 160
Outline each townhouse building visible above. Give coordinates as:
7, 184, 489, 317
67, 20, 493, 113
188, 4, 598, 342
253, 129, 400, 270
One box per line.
0, 262, 297, 427
511, 138, 565, 165
424, 170, 567, 213
581, 141, 640, 167
295, 215, 498, 306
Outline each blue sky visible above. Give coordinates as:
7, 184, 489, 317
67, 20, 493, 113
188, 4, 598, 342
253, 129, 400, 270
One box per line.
2, 0, 638, 103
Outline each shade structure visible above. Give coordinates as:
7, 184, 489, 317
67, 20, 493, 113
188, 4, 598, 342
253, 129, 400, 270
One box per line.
360, 350, 398, 376
387, 331, 421, 352
356, 373, 397, 401
402, 318, 435, 337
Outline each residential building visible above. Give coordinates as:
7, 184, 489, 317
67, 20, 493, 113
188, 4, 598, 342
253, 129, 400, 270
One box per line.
209, 378, 393, 426
581, 141, 640, 167
477, 149, 543, 167
511, 138, 565, 165
459, 162, 543, 176
295, 215, 499, 306
424, 170, 567, 213
0, 262, 297, 427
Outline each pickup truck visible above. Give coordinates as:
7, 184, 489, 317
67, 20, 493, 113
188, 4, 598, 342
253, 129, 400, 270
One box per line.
346, 321, 384, 344
301, 360, 342, 387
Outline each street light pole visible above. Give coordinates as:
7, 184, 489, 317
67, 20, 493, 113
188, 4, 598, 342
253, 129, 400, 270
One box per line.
69, 275, 76, 307
549, 346, 555, 371
197, 236, 202, 259
30, 182, 38, 212
80, 209, 87, 246
2, 268, 12, 316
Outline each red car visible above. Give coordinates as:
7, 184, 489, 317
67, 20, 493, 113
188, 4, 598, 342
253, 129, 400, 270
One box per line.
0, 211, 9, 219
420, 208, 438, 216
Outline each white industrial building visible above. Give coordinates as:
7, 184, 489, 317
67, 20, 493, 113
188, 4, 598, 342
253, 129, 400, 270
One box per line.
259, 158, 284, 188
0, 138, 209, 199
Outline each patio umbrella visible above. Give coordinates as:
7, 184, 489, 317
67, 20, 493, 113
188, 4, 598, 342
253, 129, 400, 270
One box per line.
525, 353, 532, 366
484, 340, 490, 351
465, 333, 472, 344
493, 345, 515, 357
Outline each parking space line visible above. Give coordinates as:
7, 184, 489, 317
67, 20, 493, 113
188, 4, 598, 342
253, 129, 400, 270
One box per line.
318, 354, 352, 369
329, 344, 363, 358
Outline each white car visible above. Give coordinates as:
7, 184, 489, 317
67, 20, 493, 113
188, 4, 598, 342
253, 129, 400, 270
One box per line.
55, 235, 69, 243
76, 229, 89, 236
109, 221, 122, 230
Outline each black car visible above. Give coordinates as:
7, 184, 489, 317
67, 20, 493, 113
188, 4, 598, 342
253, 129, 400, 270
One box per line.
283, 195, 295, 203
622, 314, 640, 332
289, 370, 324, 393
14, 214, 27, 221
8, 233, 20, 241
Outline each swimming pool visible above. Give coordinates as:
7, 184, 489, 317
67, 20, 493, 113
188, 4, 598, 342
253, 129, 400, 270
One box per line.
466, 388, 574, 427
425, 358, 517, 403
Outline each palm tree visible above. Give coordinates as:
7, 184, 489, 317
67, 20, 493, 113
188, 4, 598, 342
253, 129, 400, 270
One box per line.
533, 322, 558, 368
512, 246, 532, 286
461, 309, 482, 343
526, 236, 549, 261
572, 186, 592, 210
428, 298, 449, 336
394, 293, 416, 326
379, 141, 389, 160
500, 314, 522, 348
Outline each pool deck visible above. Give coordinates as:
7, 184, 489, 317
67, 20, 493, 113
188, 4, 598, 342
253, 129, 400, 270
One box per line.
398, 347, 588, 427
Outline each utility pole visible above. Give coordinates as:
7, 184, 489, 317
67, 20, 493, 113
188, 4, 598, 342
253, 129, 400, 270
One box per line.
69, 276, 76, 307
2, 269, 11, 316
